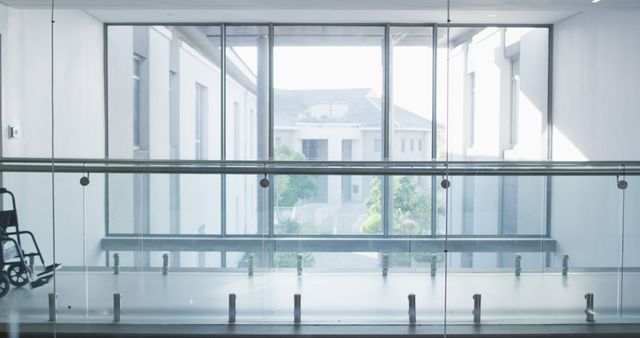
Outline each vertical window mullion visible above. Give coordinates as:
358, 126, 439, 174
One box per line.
382, 24, 391, 237
268, 23, 275, 246
431, 24, 438, 237
221, 24, 227, 238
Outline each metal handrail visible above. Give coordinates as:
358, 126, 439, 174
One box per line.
0, 158, 637, 176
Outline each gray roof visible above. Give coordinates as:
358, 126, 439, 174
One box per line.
274, 88, 431, 129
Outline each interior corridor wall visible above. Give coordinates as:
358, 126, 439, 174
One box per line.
0, 8, 105, 267
552, 10, 640, 268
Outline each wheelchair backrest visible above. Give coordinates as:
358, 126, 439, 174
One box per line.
0, 188, 18, 236
0, 210, 18, 235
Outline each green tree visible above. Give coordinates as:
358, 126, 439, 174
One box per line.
274, 145, 317, 207
362, 176, 434, 266
273, 145, 317, 267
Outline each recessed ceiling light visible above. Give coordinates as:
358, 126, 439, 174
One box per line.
592, 0, 601, 3
488, 14, 498, 17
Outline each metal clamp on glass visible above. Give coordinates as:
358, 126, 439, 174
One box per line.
473, 294, 481, 324
408, 294, 416, 324
48, 293, 57, 322
562, 254, 569, 276
294, 294, 302, 324
430, 254, 437, 277
229, 293, 237, 324
515, 254, 522, 276
248, 254, 254, 277
162, 253, 169, 275
382, 253, 389, 277
113, 293, 122, 322
585, 293, 595, 322
113, 253, 120, 275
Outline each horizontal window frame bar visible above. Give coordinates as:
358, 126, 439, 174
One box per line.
105, 233, 549, 239
103, 22, 552, 28
2, 158, 637, 167
101, 236, 556, 253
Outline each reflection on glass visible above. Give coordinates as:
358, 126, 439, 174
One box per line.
436, 27, 549, 161
107, 25, 222, 160
440, 176, 546, 237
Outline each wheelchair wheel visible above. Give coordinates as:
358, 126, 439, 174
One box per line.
7, 263, 30, 287
0, 272, 9, 298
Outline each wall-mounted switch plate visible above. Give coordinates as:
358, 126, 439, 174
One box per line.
8, 125, 19, 139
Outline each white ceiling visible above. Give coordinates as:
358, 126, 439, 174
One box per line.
2, 0, 640, 24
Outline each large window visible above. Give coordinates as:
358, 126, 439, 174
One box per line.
105, 24, 551, 268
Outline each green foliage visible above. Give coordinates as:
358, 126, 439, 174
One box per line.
276, 252, 315, 268
273, 192, 316, 267
365, 177, 382, 215
361, 213, 382, 234
275, 145, 317, 207
275, 217, 302, 234
362, 176, 431, 235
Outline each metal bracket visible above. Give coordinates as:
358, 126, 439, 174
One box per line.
229, 293, 237, 324
113, 293, 122, 322
294, 294, 301, 324
408, 294, 416, 324
473, 294, 481, 324
585, 293, 595, 322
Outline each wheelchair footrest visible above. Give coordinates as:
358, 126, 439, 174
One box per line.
36, 263, 62, 278
30, 275, 52, 289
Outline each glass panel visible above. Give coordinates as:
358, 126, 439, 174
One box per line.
623, 176, 640, 318
0, 173, 55, 322
108, 174, 221, 236
390, 176, 434, 235
273, 26, 385, 162
274, 175, 380, 235
436, 27, 549, 161
390, 26, 433, 160
225, 174, 268, 234
440, 176, 546, 236
548, 176, 623, 319
226, 25, 270, 160
107, 25, 222, 160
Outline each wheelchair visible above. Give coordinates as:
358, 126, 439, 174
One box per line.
0, 188, 60, 298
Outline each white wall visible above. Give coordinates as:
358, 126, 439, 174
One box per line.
0, 8, 105, 266
552, 10, 640, 268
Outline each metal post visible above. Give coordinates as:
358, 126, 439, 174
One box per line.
248, 253, 254, 277
294, 294, 301, 324
473, 294, 481, 324
113, 293, 121, 322
113, 253, 120, 275
162, 253, 169, 275
229, 293, 236, 324
430, 253, 437, 277
515, 254, 522, 276
562, 254, 569, 276
48, 293, 57, 322
382, 253, 389, 277
297, 254, 303, 276
585, 293, 595, 322
408, 294, 416, 324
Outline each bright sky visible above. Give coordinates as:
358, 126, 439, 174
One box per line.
233, 46, 433, 118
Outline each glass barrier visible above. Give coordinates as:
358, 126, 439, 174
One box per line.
0, 165, 637, 327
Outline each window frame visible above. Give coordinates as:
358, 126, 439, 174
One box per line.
103, 23, 553, 251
